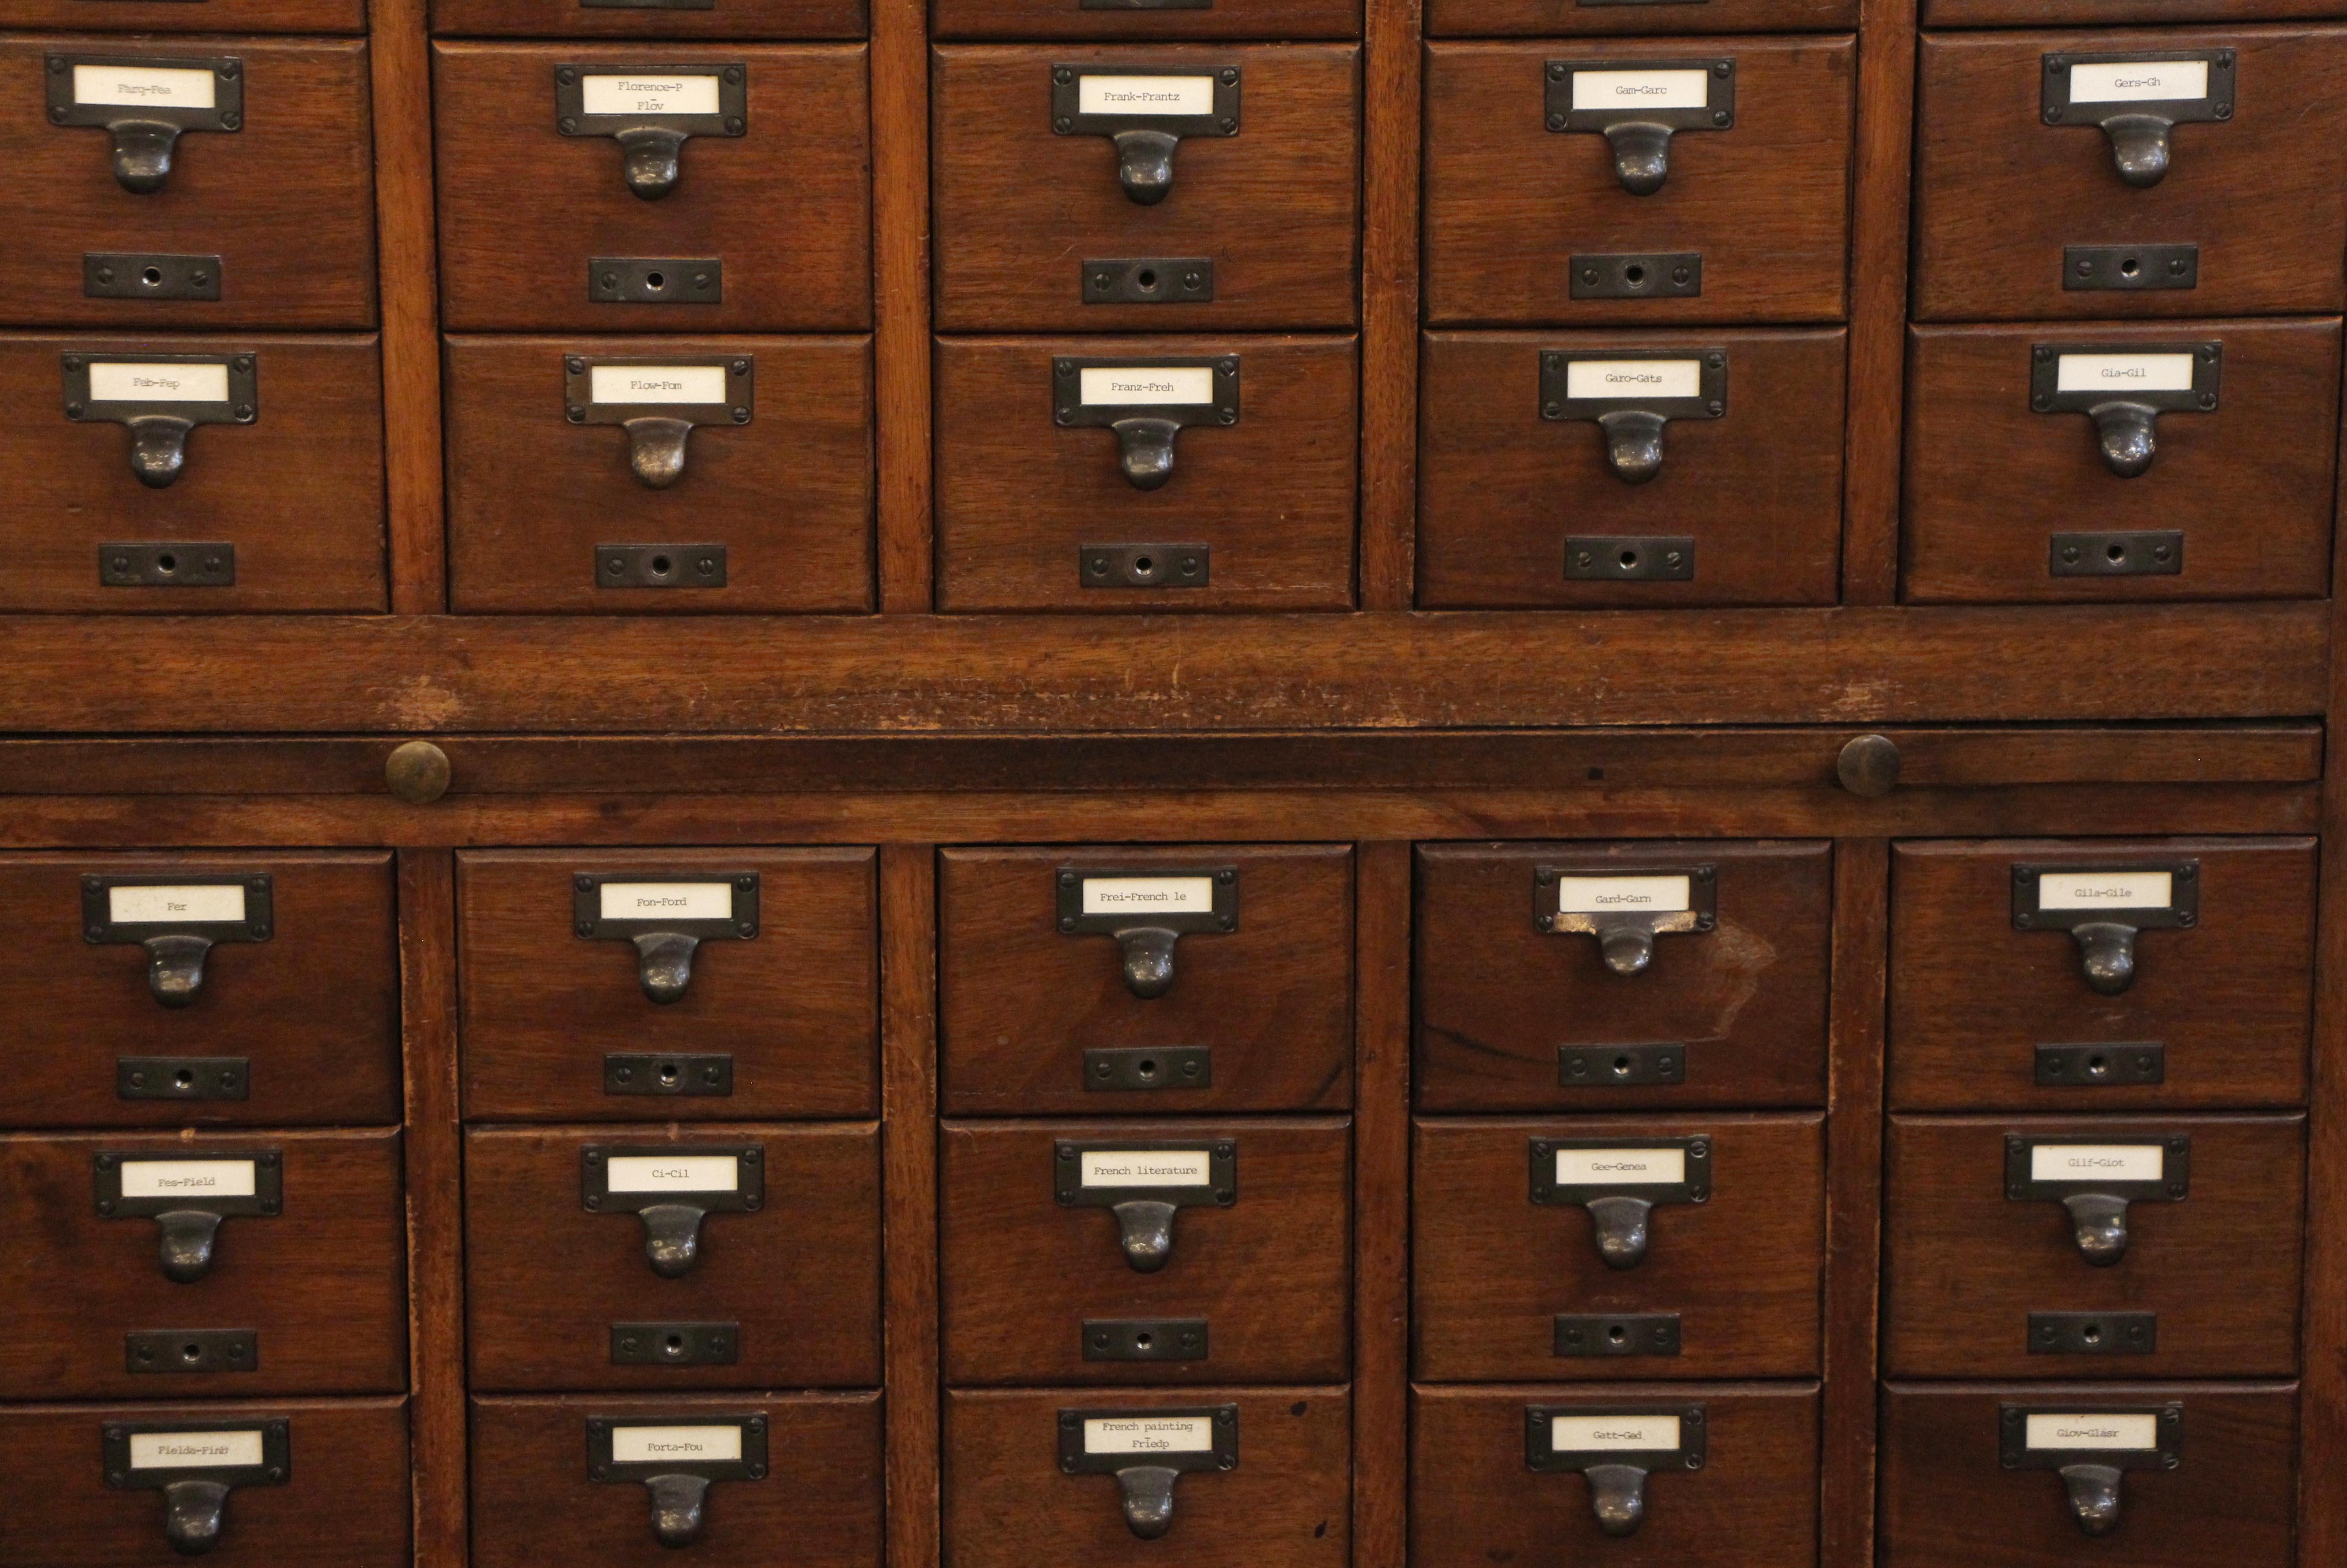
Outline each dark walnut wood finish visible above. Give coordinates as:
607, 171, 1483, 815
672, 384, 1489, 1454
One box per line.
1430, 0, 1855, 36
0, 0, 362, 28
431, 0, 868, 39
930, 0, 1358, 42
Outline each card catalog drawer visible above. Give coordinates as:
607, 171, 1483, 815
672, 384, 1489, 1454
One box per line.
931, 0, 1357, 43
433, 0, 866, 41
0, 0, 361, 31
1429, 0, 1855, 39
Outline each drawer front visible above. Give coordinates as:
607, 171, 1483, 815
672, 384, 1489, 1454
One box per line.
1903, 319, 2338, 603
432, 0, 867, 40
0, 37, 376, 329
0, 1129, 406, 1398
464, 1123, 882, 1391
0, 851, 400, 1128
1417, 330, 1844, 608
1414, 1115, 1825, 1380
0, 0, 361, 30
1927, 0, 2342, 25
0, 332, 385, 612
1414, 841, 1831, 1111
457, 848, 878, 1122
943, 1386, 1349, 1568
1424, 38, 1854, 326
931, 46, 1362, 332
934, 334, 1358, 612
0, 1397, 409, 1567
1429, 0, 1855, 37
1410, 1383, 1820, 1568
1883, 1114, 2303, 1378
444, 334, 874, 614
1912, 27, 2347, 321
1887, 839, 2315, 1111
1879, 1382, 2296, 1568
434, 44, 871, 332
470, 1392, 883, 1568
940, 1118, 1351, 1385
939, 845, 1354, 1115
932, 0, 1358, 42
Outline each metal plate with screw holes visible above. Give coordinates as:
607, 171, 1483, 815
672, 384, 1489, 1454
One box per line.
105, 1421, 288, 1492
2041, 50, 2233, 131
567, 355, 753, 429
1530, 1135, 1712, 1206
126, 1328, 257, 1374
117, 1057, 250, 1102
2011, 862, 2197, 932
1535, 862, 1716, 937
1052, 63, 1238, 139
595, 543, 728, 589
1058, 865, 1238, 935
1055, 355, 1239, 430
84, 874, 272, 945
2030, 1310, 2157, 1355
606, 1052, 735, 1096
1083, 1317, 1210, 1361
2037, 1042, 2165, 1087
590, 258, 722, 304
100, 542, 235, 587
1554, 1312, 1683, 1358
2006, 1135, 2188, 1204
1559, 1044, 1687, 1087
1059, 1404, 1238, 1475
96, 1149, 282, 1219
582, 1143, 764, 1215
1541, 348, 1725, 423
2050, 530, 2182, 578
1999, 1402, 2182, 1472
2029, 342, 2218, 418
66, 351, 256, 430
1084, 1045, 1213, 1092
1566, 535, 1695, 582
1081, 542, 1211, 589
2064, 244, 2197, 292
587, 1414, 767, 1482
86, 253, 220, 300
48, 53, 243, 134
574, 871, 759, 941
1526, 1403, 1705, 1471
1083, 257, 1214, 305
1056, 1138, 1237, 1209
611, 1322, 739, 1366
1570, 252, 1701, 300
1545, 57, 1733, 135
555, 62, 747, 139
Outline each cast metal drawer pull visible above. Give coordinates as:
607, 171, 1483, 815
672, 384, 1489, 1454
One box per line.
105, 1418, 288, 1557
1057, 865, 1238, 999
1054, 355, 1239, 490
48, 54, 242, 194
588, 1414, 767, 1548
573, 871, 760, 1004
555, 64, 746, 201
1056, 1139, 1237, 1272
96, 1150, 282, 1283
1059, 1404, 1237, 1539
2011, 861, 2196, 996
566, 355, 753, 489
2030, 342, 2218, 478
1545, 59, 1732, 196
2000, 1403, 2181, 1537
2006, 1134, 2189, 1266
1530, 1135, 1710, 1269
82, 874, 273, 1008
1526, 1403, 1704, 1536
1051, 64, 1239, 205
2042, 51, 2233, 190
1534, 863, 1714, 976
1540, 348, 1724, 484
582, 1143, 764, 1277
65, 352, 257, 488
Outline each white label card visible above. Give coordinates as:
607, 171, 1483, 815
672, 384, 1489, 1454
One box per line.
1080, 876, 1215, 917
87, 362, 230, 403
2037, 871, 2173, 911
107, 884, 245, 925
1564, 359, 1702, 401
606, 1154, 740, 1194
1551, 1415, 1680, 1452
1081, 1151, 1212, 1188
1555, 1147, 1688, 1186
588, 365, 728, 406
2030, 1144, 2165, 1183
1553, 874, 1690, 915
1077, 75, 1215, 117
120, 1159, 258, 1199
129, 1431, 264, 1471
2054, 353, 2196, 395
2025, 1413, 2161, 1451
598, 882, 733, 921
611, 1425, 744, 1464
2067, 60, 2209, 105
73, 64, 217, 110
1084, 1416, 1214, 1455
580, 74, 722, 117
1570, 69, 1711, 112
1079, 366, 1216, 406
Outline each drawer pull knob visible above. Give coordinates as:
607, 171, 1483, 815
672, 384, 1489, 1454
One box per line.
2011, 862, 2195, 995
155, 1209, 227, 1283
123, 415, 195, 487
162, 1477, 231, 1555
1117, 926, 1182, 999
1110, 416, 1182, 489
2059, 1463, 2126, 1536
1583, 1462, 1649, 1536
143, 933, 214, 1008
1111, 1199, 1180, 1272
2101, 115, 2171, 188
1585, 1194, 1655, 1269
636, 1202, 710, 1278
645, 1472, 712, 1547
633, 931, 704, 1004
1598, 925, 1655, 977
615, 127, 688, 200
2061, 1193, 2132, 1266
2005, 1134, 2189, 1263
1112, 128, 1181, 205
2070, 921, 2138, 995
1595, 409, 1667, 484
1535, 863, 1716, 974
2089, 401, 2160, 477
1116, 1464, 1182, 1538
1836, 734, 1901, 797
1602, 122, 1674, 196
107, 119, 183, 195
621, 416, 695, 488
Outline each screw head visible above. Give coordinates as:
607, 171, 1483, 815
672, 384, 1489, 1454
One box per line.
558, 67, 576, 83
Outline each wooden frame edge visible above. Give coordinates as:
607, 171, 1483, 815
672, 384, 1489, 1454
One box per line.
874, 0, 934, 611
1360, 0, 1422, 610
1353, 841, 1411, 1566
1821, 837, 1888, 1568
397, 848, 465, 1566
882, 844, 942, 1568
371, 0, 447, 615
1841, 0, 1917, 605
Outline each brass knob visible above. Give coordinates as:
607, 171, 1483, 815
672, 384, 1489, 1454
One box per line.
385, 741, 451, 805
1836, 734, 1900, 798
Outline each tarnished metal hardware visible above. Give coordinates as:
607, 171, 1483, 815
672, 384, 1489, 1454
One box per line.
2000, 1402, 2181, 1538
590, 258, 722, 305
86, 252, 220, 300
1526, 1402, 1705, 1537
2007, 1134, 2189, 1266
1055, 354, 1238, 490
104, 1418, 289, 1557
100, 542, 235, 588
1566, 536, 1693, 581
573, 871, 759, 1004
1083, 257, 1214, 305
588, 1413, 767, 1548
84, 873, 272, 1008
2050, 530, 2182, 577
2031, 341, 2217, 478
126, 1328, 257, 1375
1559, 1044, 1685, 1087
1058, 865, 1238, 999
1838, 733, 1901, 797
610, 1321, 739, 1366
1545, 58, 1733, 195
2042, 51, 2233, 189
1056, 1138, 1237, 1272
2064, 243, 2196, 292
1084, 1045, 1213, 1092
1534, 862, 1715, 977
2012, 861, 2197, 996
1052, 64, 1239, 204
583, 1143, 764, 1278
595, 543, 728, 588
567, 355, 752, 488
1081, 542, 1210, 589
1059, 1404, 1238, 1540
96, 1149, 282, 1283
385, 740, 451, 806
1540, 347, 1724, 483
64, 350, 254, 488
1554, 1312, 1681, 1358
1529, 1135, 1711, 1269
1571, 252, 1700, 300
2030, 1310, 2157, 1355
1084, 1317, 1209, 1361
118, 1057, 248, 1102
2037, 1042, 2165, 1087
607, 1052, 734, 1097
555, 63, 745, 200
48, 54, 241, 193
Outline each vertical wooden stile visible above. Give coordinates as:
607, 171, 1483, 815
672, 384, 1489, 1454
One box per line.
1358, 0, 1423, 610
1839, 0, 1917, 605
1353, 841, 1412, 1567
397, 848, 467, 1566
372, 0, 448, 615
1820, 836, 1888, 1568
881, 845, 943, 1568
873, 0, 935, 611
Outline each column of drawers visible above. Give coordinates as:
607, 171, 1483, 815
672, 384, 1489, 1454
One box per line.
0, 851, 411, 1566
